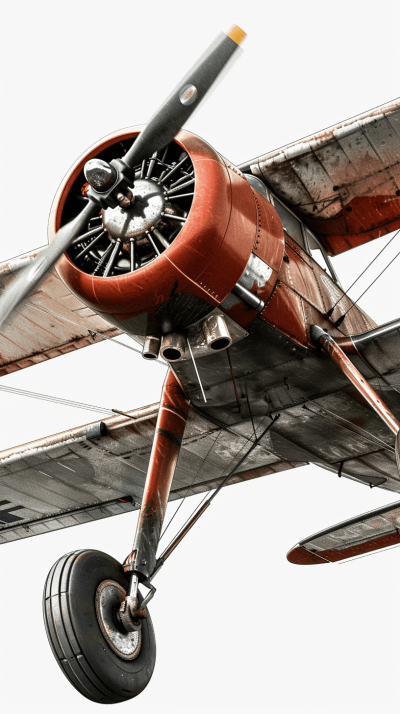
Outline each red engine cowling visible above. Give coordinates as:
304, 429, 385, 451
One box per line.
50, 128, 284, 347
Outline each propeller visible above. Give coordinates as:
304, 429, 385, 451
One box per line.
0, 25, 246, 330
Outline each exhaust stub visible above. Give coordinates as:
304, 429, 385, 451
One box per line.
142, 335, 161, 360
202, 314, 232, 351
160, 332, 186, 362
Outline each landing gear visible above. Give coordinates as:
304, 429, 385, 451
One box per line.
44, 372, 190, 703
43, 550, 156, 704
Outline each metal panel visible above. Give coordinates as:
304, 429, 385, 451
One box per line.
0, 399, 305, 545
0, 498, 137, 544
240, 99, 400, 255
0, 249, 122, 376
287, 500, 400, 564
174, 317, 400, 494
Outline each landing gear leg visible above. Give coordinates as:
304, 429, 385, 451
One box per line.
43, 370, 189, 703
122, 369, 190, 581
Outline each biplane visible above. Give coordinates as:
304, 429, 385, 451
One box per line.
0, 25, 399, 704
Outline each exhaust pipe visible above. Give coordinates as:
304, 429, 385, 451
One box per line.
142, 335, 161, 360
202, 314, 232, 351
160, 332, 186, 362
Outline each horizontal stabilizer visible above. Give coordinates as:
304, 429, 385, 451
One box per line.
287, 500, 400, 564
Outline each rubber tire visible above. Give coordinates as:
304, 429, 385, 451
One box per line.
43, 550, 156, 704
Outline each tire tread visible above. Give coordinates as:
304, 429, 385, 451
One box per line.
44, 550, 110, 702
43, 549, 155, 704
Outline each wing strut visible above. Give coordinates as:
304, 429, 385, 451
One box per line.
155, 414, 281, 568
311, 325, 400, 437
119, 391, 280, 627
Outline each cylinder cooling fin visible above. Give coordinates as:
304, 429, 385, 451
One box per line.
62, 140, 195, 278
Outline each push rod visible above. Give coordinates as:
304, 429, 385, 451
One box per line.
311, 325, 400, 436
160, 500, 211, 561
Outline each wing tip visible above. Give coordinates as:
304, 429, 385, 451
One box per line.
286, 545, 328, 565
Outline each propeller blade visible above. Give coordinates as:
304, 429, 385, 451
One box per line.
0, 25, 246, 329
123, 25, 246, 168
0, 200, 98, 329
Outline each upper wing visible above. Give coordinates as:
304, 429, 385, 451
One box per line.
240, 99, 400, 256
287, 499, 400, 564
0, 404, 306, 544
0, 249, 121, 377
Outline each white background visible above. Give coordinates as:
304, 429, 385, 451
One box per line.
0, 2, 399, 713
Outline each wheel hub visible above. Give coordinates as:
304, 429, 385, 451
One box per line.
102, 179, 165, 239
95, 579, 142, 660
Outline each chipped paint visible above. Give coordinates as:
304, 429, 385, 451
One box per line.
242, 99, 400, 255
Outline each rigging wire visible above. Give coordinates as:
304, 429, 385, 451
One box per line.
160, 414, 279, 557
328, 229, 400, 315
337, 542, 400, 565
160, 378, 274, 544
159, 429, 226, 541
160, 490, 211, 545
335, 248, 400, 326
347, 249, 400, 305
0, 384, 116, 415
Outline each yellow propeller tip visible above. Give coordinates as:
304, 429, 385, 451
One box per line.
226, 25, 246, 46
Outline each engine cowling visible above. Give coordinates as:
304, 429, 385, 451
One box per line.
50, 128, 284, 354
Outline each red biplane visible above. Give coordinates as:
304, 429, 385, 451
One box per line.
0, 26, 399, 704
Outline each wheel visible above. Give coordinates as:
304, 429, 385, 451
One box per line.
43, 549, 156, 704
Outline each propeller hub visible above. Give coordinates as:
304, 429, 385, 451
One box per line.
102, 179, 165, 239
84, 159, 118, 192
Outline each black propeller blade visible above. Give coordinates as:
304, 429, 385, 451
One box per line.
0, 25, 245, 330
123, 26, 246, 168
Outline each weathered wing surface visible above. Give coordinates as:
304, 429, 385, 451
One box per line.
0, 402, 306, 544
240, 99, 400, 256
0, 249, 121, 377
275, 318, 400, 493
172, 318, 400, 494
287, 499, 400, 564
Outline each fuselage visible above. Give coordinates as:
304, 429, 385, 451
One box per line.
51, 128, 390, 490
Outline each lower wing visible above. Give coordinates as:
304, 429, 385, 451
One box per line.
0, 404, 305, 544
287, 499, 400, 564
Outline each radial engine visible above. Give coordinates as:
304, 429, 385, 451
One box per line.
52, 129, 284, 362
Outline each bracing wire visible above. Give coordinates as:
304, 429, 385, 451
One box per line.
160, 414, 279, 556
337, 542, 400, 565
0, 384, 116, 415
160, 355, 273, 544
336, 248, 400, 324
329, 228, 400, 314
159, 428, 227, 541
